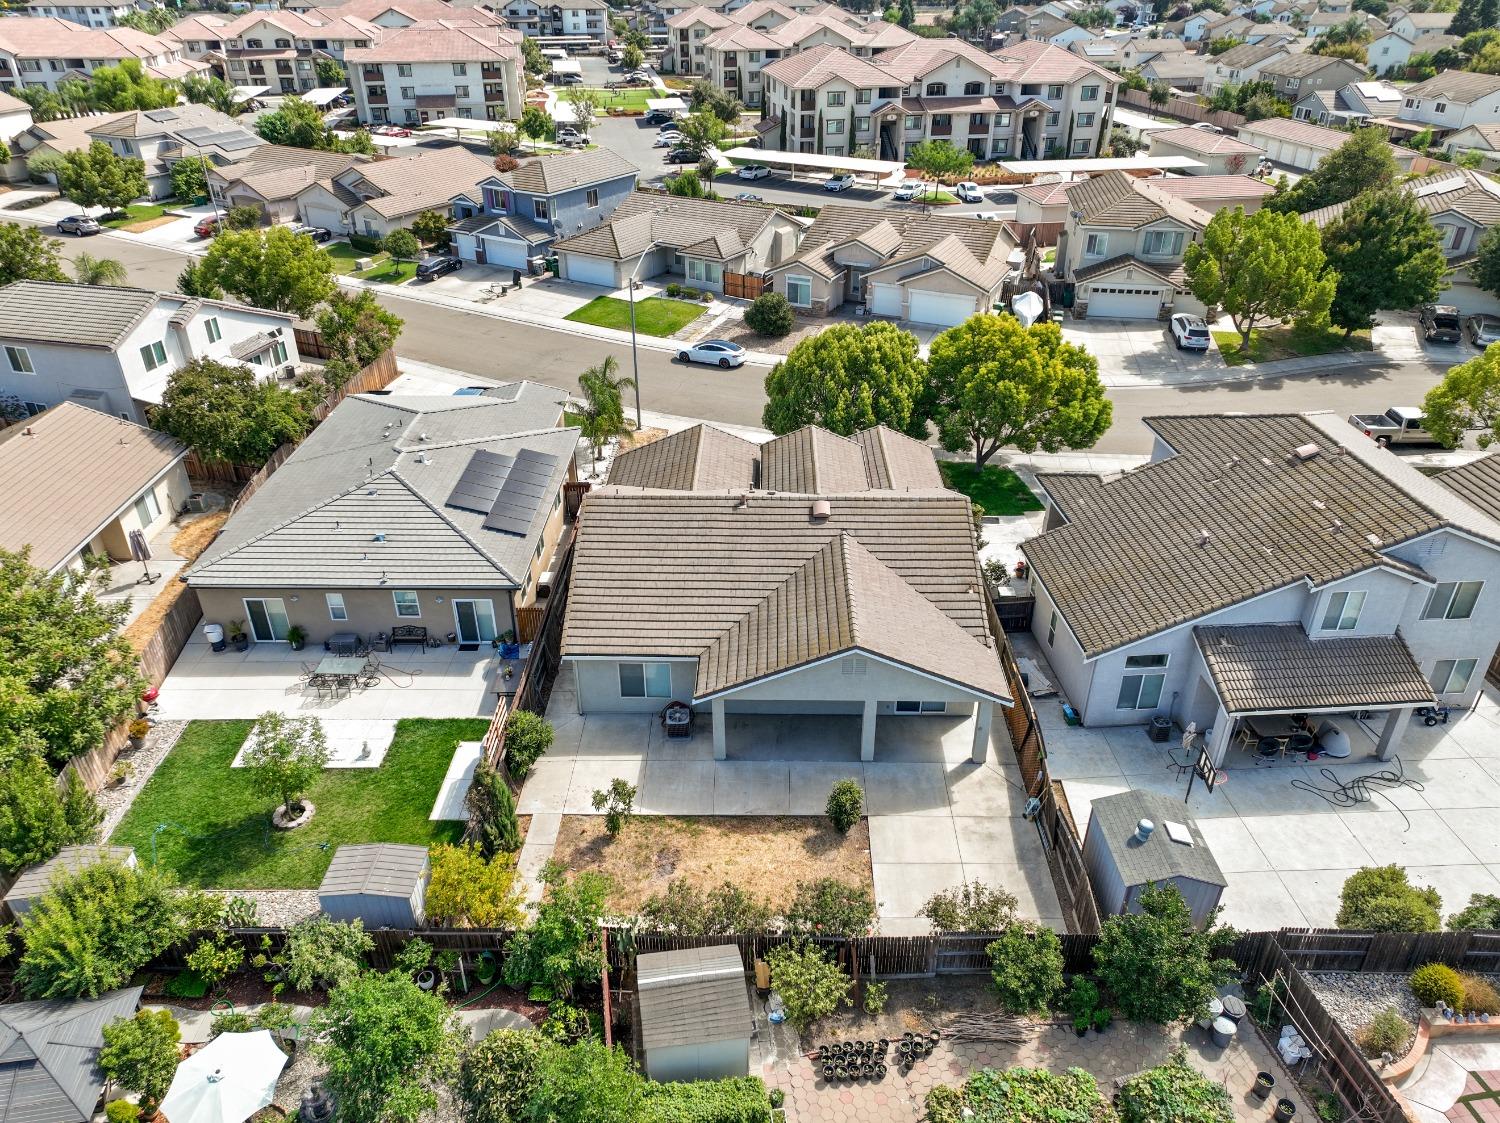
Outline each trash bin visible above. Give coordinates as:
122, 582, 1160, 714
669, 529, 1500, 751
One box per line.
1197, 996, 1224, 1031
1211, 1016, 1237, 1049
1149, 715, 1172, 743
1222, 995, 1247, 1024
203, 623, 225, 652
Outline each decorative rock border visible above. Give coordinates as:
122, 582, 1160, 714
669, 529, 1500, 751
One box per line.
272, 801, 316, 830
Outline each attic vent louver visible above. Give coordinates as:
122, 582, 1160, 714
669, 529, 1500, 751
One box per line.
1134, 818, 1155, 842
811, 499, 831, 519
1293, 442, 1321, 461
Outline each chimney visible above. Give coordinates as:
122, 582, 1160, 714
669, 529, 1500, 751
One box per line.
1134, 818, 1155, 843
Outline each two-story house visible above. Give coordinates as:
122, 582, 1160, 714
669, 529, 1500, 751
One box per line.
0, 281, 300, 425
761, 37, 1117, 163
1398, 71, 1500, 138
1053, 169, 1210, 319
1258, 53, 1368, 105
0, 19, 207, 93
85, 104, 262, 200
1369, 28, 1459, 76
292, 143, 495, 238
1137, 52, 1211, 94
1021, 412, 1500, 767
1389, 9, 1453, 40
344, 25, 524, 126
1202, 38, 1293, 95
206, 143, 367, 224
449, 148, 638, 270
1293, 77, 1404, 126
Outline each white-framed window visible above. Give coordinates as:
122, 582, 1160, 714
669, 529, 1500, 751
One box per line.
393, 590, 421, 617
133, 487, 161, 525
785, 274, 812, 307
5, 345, 33, 374
453, 61, 467, 74
1320, 589, 1365, 631
326, 592, 348, 621
204, 316, 221, 343
1079, 112, 1095, 126
1071, 138, 1089, 154
1047, 83, 1063, 98
1084, 232, 1108, 258
904, 114, 920, 129
139, 341, 167, 370
996, 112, 1011, 127
619, 661, 672, 698
271, 340, 288, 365
1142, 229, 1185, 256
1423, 580, 1483, 620
1116, 653, 1168, 710
827, 89, 844, 106
400, 86, 414, 98
1046, 609, 1057, 645
1432, 657, 1477, 695
856, 88, 870, 104
894, 700, 948, 714
1081, 83, 1099, 100
398, 63, 412, 76
533, 199, 550, 221
855, 116, 870, 133
826, 118, 844, 134
455, 85, 469, 98
1435, 102, 1447, 113
586, 188, 599, 207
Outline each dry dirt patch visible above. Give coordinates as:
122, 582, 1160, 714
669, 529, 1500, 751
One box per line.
552, 814, 872, 913
120, 510, 228, 649
121, 216, 180, 233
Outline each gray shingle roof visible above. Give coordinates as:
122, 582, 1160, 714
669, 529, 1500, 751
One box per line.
638, 945, 751, 1051
318, 843, 428, 898
495, 148, 638, 195
0, 987, 144, 1123
1066, 170, 1211, 229
1194, 623, 1434, 713
1404, 68, 1500, 105
1087, 791, 1226, 889
4, 847, 136, 907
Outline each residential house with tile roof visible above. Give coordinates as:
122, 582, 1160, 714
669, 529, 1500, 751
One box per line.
1292, 78, 1404, 127
1390, 9, 1453, 39
188, 382, 577, 645
1052, 169, 1212, 319
343, 23, 524, 126
553, 191, 802, 291
1443, 121, 1500, 169
1147, 124, 1268, 175
83, 104, 263, 200
449, 148, 639, 271
763, 202, 1015, 325
1258, 53, 1369, 105
290, 143, 496, 237
1305, 9, 1386, 38
564, 422, 1012, 763
0, 987, 144, 1123
23, 0, 148, 28
0, 19, 208, 93
1397, 70, 1500, 136
1014, 172, 1273, 229
206, 143, 367, 223
1137, 50, 1210, 93
1369, 27, 1458, 77
1202, 39, 1295, 95
1020, 412, 1500, 763
0, 281, 299, 425
1235, 117, 1419, 172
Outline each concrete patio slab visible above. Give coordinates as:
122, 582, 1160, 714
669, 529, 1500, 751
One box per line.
1220, 870, 1312, 929
1241, 813, 1375, 871
871, 861, 967, 919
1192, 818, 1273, 873
964, 861, 1064, 927
1343, 810, 1474, 866
713, 761, 791, 815
1404, 758, 1500, 809
869, 815, 962, 865
576, 714, 655, 757
564, 756, 646, 813
787, 764, 865, 815
1403, 864, 1500, 915
233, 717, 395, 769
527, 812, 563, 847
952, 814, 1037, 867
430, 740, 481, 820
1442, 808, 1500, 863
862, 763, 950, 816
516, 758, 575, 815
943, 761, 1027, 819
637, 760, 716, 815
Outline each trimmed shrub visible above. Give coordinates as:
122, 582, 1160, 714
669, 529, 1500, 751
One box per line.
765, 941, 851, 1032
925, 1086, 965, 1123
105, 1102, 140, 1123
494, 154, 520, 172
1462, 973, 1500, 1015
1116, 1047, 1233, 1123
920, 880, 1018, 932
745, 292, 795, 337
962, 1066, 1116, 1123
349, 232, 385, 254
986, 924, 1065, 1014
457, 1029, 543, 1123
639, 1076, 773, 1123
1410, 963, 1465, 1009
1356, 1007, 1412, 1058
785, 878, 875, 937
1449, 893, 1500, 930
1093, 884, 1235, 1024
1338, 866, 1442, 932
825, 779, 862, 832
505, 710, 554, 780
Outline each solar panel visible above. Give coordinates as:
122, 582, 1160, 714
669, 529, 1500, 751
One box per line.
483, 449, 560, 535
445, 448, 515, 513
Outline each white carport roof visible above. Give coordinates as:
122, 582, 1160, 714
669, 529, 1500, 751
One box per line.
231, 84, 272, 100
646, 97, 688, 112
419, 117, 510, 132
722, 146, 905, 176
301, 86, 348, 106
1000, 155, 1206, 173
550, 59, 582, 75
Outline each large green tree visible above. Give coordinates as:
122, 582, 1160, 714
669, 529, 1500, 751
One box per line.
1092, 884, 1236, 1024
316, 289, 404, 376
1321, 188, 1447, 335
99, 1010, 181, 1109
0, 548, 145, 768
525, 1040, 643, 1123
254, 95, 335, 149
674, 111, 727, 161
0, 223, 68, 284
762, 321, 926, 436
1424, 345, 1500, 448
1184, 206, 1335, 351
199, 225, 335, 317
926, 315, 1111, 467
1469, 224, 1500, 300
0, 754, 101, 875
310, 969, 463, 1123
1449, 0, 1498, 38
57, 141, 148, 216
182, 75, 243, 116
1267, 127, 1399, 213
151, 358, 316, 466
86, 60, 178, 112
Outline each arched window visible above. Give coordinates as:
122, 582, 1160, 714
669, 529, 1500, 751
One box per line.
964, 80, 982, 95
925, 81, 947, 95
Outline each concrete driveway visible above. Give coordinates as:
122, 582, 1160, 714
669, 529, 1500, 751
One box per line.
516, 663, 1064, 931
1061, 317, 1225, 387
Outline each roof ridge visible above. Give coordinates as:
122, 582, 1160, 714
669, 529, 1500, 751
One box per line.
386, 467, 518, 582
835, 532, 861, 646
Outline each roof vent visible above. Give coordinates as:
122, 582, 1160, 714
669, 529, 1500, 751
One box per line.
811, 499, 831, 519
1164, 820, 1193, 846
415, 451, 429, 464
21, 426, 34, 436
1134, 818, 1155, 843
419, 431, 430, 441
373, 532, 386, 542
1293, 442, 1321, 461
1330, 517, 1346, 533
1196, 529, 1211, 547
1366, 533, 1382, 548
367, 487, 377, 496
736, 493, 751, 510
1311, 499, 1325, 510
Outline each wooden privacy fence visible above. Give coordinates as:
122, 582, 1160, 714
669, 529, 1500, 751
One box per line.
722, 271, 769, 300
1117, 87, 1246, 133
1273, 928, 1500, 974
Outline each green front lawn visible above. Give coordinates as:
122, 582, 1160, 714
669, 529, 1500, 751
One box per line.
110, 718, 483, 888
575, 86, 655, 112
356, 259, 418, 284
565, 295, 705, 335
102, 203, 170, 228
327, 242, 390, 275
1212, 324, 1372, 367
939, 461, 1044, 516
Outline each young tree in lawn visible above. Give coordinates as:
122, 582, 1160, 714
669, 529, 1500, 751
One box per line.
58, 141, 148, 217
905, 139, 974, 200
1266, 126, 1398, 213
519, 105, 553, 149
1183, 206, 1335, 353
310, 968, 464, 1123
674, 111, 727, 162
926, 314, 1111, 467
383, 227, 421, 265
622, 43, 645, 68
0, 548, 145, 768
170, 155, 208, 202
241, 712, 330, 820
316, 289, 404, 374
199, 225, 335, 317
152, 358, 316, 466
563, 85, 603, 133
762, 321, 926, 436
0, 223, 68, 284
1320, 187, 1447, 337
99, 1011, 180, 1111
1424, 346, 1500, 449
71, 253, 129, 287
410, 208, 451, 248
486, 125, 520, 157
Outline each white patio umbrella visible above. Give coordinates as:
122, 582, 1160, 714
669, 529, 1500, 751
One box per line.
159, 1030, 289, 1123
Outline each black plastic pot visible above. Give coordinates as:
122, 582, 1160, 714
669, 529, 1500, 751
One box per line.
1275, 1099, 1297, 1122
1254, 1073, 1274, 1101
822, 1065, 834, 1081
1076, 1027, 1088, 1038
929, 1030, 941, 1043
876, 1064, 888, 1079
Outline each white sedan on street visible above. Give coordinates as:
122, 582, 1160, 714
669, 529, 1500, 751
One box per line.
737, 164, 771, 179
677, 339, 746, 368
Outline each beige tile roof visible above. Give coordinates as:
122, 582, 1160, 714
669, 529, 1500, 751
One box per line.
1150, 125, 1266, 156
1154, 174, 1276, 201
1021, 413, 1500, 657
1208, 40, 1288, 68
760, 42, 896, 88
497, 148, 638, 195
854, 425, 942, 489
554, 192, 777, 261
1449, 122, 1500, 150
1262, 53, 1362, 80
762, 426, 870, 493
1067, 169, 1212, 229
1239, 116, 1417, 158
0, 403, 186, 573
344, 24, 521, 63
0, 280, 162, 348
608, 425, 761, 491
1301, 167, 1500, 228
1437, 453, 1500, 521
214, 144, 366, 195
1403, 68, 1500, 105
343, 144, 495, 219
1194, 623, 1433, 713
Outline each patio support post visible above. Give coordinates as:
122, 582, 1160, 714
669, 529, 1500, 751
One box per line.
1376, 707, 1409, 761
971, 701, 993, 764
711, 697, 726, 760
860, 698, 877, 762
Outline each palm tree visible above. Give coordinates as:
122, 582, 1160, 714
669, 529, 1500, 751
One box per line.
576, 356, 637, 473
72, 253, 129, 287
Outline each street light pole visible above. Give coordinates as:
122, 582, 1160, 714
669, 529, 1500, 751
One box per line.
627, 273, 642, 430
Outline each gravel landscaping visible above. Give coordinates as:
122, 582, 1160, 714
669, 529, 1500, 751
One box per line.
98, 719, 188, 837
1306, 972, 1422, 1056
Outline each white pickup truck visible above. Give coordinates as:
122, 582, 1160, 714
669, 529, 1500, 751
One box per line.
1346, 406, 1439, 446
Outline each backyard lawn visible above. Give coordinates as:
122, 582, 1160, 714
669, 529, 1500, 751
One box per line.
1212, 325, 1371, 367
327, 242, 389, 275
939, 462, 1043, 516
110, 718, 485, 889
565, 295, 704, 335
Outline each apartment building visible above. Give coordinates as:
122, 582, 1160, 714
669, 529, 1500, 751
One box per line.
212, 10, 379, 94
344, 25, 524, 125
498, 0, 611, 41
0, 19, 206, 91
23, 0, 146, 29
760, 36, 1117, 162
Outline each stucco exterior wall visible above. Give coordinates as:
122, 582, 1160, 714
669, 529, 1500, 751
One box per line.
195, 585, 519, 646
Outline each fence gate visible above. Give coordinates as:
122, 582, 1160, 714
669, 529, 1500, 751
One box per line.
723, 272, 768, 300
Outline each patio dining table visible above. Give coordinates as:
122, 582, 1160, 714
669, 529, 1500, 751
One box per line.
315, 656, 367, 678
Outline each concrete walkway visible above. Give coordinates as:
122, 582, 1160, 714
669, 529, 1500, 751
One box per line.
1399, 1041, 1500, 1123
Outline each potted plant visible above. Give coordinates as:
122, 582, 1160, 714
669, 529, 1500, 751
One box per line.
228, 618, 249, 652
1276, 1099, 1298, 1122
1092, 1008, 1112, 1034
127, 719, 151, 749
1254, 1072, 1276, 1101
286, 624, 307, 652
1073, 1014, 1090, 1038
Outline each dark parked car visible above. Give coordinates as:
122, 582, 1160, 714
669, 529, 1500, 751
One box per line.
664, 148, 698, 163
57, 214, 102, 236
415, 255, 462, 280
288, 222, 332, 242
1420, 303, 1462, 343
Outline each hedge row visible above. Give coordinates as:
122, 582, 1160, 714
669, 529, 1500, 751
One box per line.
640, 1076, 773, 1123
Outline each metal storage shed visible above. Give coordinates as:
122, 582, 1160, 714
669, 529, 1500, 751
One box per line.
0, 986, 143, 1123
638, 945, 752, 1083
1082, 790, 1227, 928
317, 844, 430, 928
3, 846, 137, 920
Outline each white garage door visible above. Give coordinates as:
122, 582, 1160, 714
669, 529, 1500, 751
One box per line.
564, 254, 619, 288
301, 203, 345, 232
481, 235, 530, 269
869, 282, 903, 317
1086, 285, 1163, 319
907, 290, 975, 327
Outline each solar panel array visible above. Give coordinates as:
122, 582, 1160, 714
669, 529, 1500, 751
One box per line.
444, 448, 561, 536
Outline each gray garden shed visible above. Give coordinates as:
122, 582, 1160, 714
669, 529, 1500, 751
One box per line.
1082, 790, 1227, 928
638, 945, 752, 1083
0, 985, 143, 1123
317, 844, 430, 928
3, 845, 137, 920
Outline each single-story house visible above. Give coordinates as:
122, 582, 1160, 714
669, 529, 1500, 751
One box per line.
1234, 118, 1419, 173
1148, 125, 1267, 175
188, 382, 577, 645
0, 987, 145, 1123
554, 192, 803, 293
764, 203, 1017, 327
0, 403, 187, 577
1020, 412, 1500, 765
294, 144, 496, 240
565, 422, 1012, 762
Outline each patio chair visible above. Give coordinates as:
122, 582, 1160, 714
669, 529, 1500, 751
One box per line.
297, 661, 318, 682
309, 674, 333, 700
